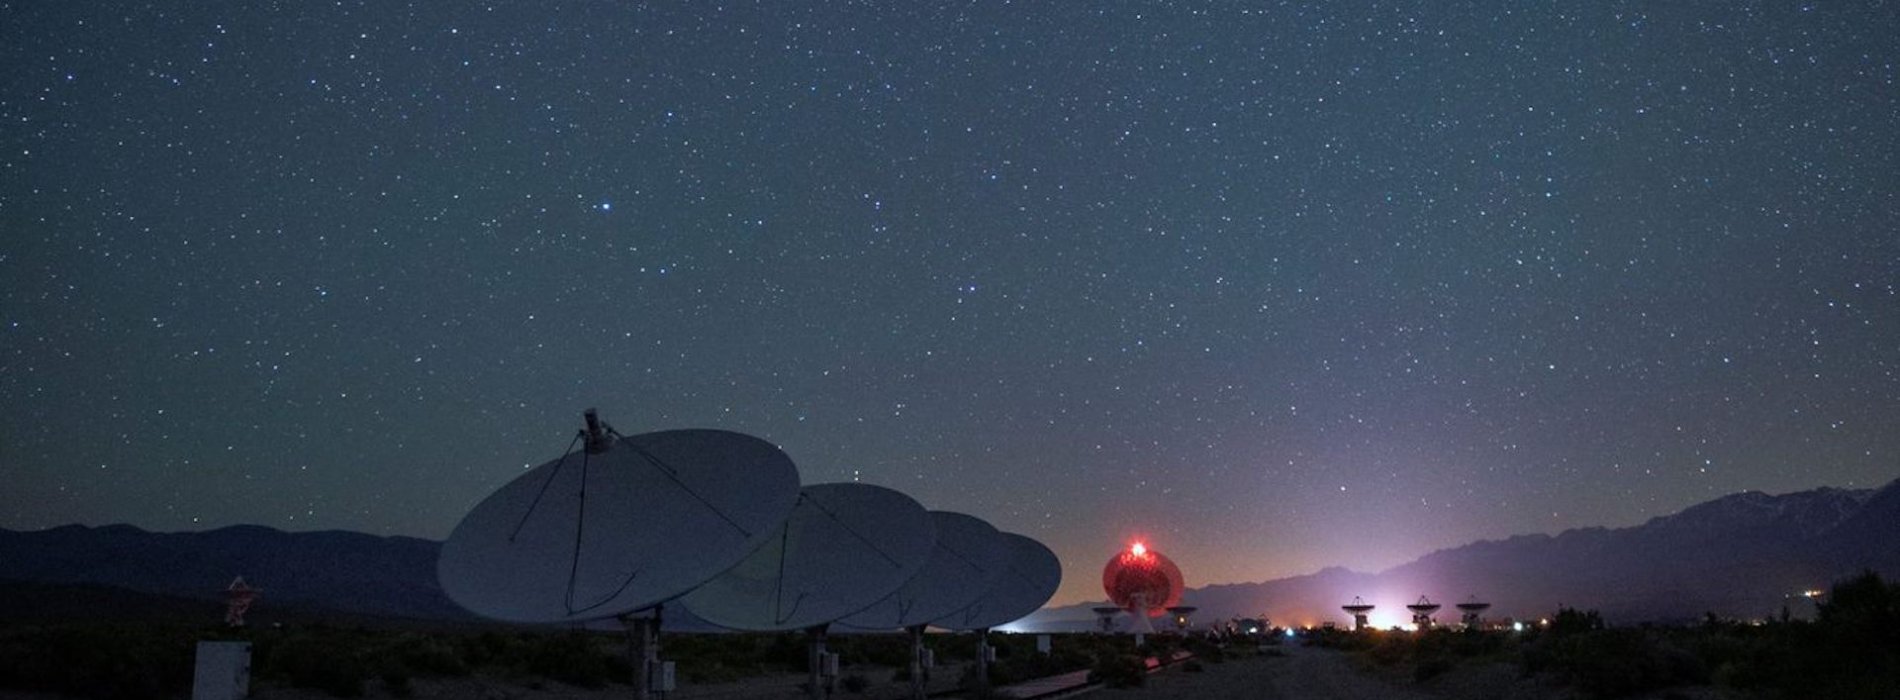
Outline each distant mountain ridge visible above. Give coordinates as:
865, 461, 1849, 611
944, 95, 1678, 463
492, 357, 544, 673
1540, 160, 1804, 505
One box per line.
0, 522, 466, 621
1022, 478, 1900, 630
4, 478, 1897, 628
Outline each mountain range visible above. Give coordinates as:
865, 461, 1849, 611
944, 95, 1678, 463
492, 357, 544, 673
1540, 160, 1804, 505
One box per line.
0, 523, 465, 623
1026, 477, 1900, 630
3, 478, 1896, 629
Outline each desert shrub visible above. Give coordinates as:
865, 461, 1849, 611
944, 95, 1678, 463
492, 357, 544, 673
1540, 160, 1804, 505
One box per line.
454, 630, 526, 669
1452, 627, 1506, 658
1478, 577, 1900, 700
1547, 607, 1606, 636
1525, 627, 1704, 699
931, 633, 979, 662
523, 631, 619, 688
380, 665, 413, 698
1087, 653, 1146, 688
264, 631, 369, 697
666, 633, 767, 682
1137, 634, 1179, 660
984, 642, 1089, 686
760, 632, 811, 671
1683, 629, 1752, 671
389, 633, 468, 676
954, 664, 996, 696
830, 633, 912, 668
1182, 635, 1226, 662
682, 659, 750, 684
1366, 633, 1412, 666
1697, 574, 1900, 700
1306, 626, 1379, 652
0, 625, 194, 700
1819, 570, 1900, 648
1414, 656, 1456, 682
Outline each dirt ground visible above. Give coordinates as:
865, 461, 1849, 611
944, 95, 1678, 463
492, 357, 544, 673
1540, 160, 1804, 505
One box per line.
0, 643, 1743, 700
234, 660, 975, 700
1094, 644, 1736, 700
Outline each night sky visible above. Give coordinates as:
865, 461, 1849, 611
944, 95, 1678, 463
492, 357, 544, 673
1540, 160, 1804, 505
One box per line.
3, 2, 1896, 607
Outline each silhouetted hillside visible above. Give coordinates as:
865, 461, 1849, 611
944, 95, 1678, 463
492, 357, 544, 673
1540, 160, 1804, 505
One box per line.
9, 477, 1898, 629
0, 524, 466, 621
1022, 477, 1900, 630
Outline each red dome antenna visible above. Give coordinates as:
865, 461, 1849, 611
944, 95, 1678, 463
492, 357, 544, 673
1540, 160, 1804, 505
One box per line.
1102, 542, 1183, 637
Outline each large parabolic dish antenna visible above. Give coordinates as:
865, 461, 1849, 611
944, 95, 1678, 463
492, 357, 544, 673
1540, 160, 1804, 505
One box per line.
680, 483, 936, 631
836, 511, 1011, 630
1103, 542, 1184, 618
932, 533, 1062, 630
437, 426, 801, 624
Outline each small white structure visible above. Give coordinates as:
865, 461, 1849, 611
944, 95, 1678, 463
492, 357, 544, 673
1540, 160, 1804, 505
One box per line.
647, 660, 676, 692
191, 641, 250, 700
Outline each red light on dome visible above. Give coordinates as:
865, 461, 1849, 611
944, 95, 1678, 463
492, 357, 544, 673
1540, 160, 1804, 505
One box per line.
1103, 544, 1183, 617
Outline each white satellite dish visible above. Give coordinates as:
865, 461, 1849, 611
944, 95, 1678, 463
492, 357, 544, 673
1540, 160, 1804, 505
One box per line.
836, 511, 1011, 700
932, 533, 1062, 630
680, 482, 936, 631
437, 419, 801, 624
836, 511, 1010, 630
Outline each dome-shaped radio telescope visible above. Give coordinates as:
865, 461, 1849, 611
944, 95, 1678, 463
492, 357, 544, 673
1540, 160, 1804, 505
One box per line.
1101, 542, 1183, 634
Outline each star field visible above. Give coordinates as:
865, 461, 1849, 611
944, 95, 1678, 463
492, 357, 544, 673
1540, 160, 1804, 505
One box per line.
2, 3, 1896, 606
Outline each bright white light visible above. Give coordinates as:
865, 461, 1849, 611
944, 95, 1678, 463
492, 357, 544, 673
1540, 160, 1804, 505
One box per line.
1366, 610, 1404, 629
1130, 542, 1146, 557
1512, 622, 1524, 632
1283, 628, 1295, 638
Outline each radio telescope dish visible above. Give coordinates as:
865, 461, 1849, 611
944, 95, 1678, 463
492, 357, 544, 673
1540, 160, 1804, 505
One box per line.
1408, 595, 1443, 628
1342, 596, 1376, 631
680, 483, 936, 631
932, 533, 1062, 630
1456, 595, 1492, 628
1103, 542, 1184, 618
837, 511, 1010, 630
438, 420, 801, 624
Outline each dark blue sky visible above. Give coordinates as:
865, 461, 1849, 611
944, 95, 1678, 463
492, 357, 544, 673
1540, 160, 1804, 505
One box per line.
3, 2, 1895, 605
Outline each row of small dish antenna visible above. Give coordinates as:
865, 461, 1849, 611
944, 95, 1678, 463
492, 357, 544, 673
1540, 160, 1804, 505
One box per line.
436, 410, 1061, 699
1342, 594, 1492, 630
